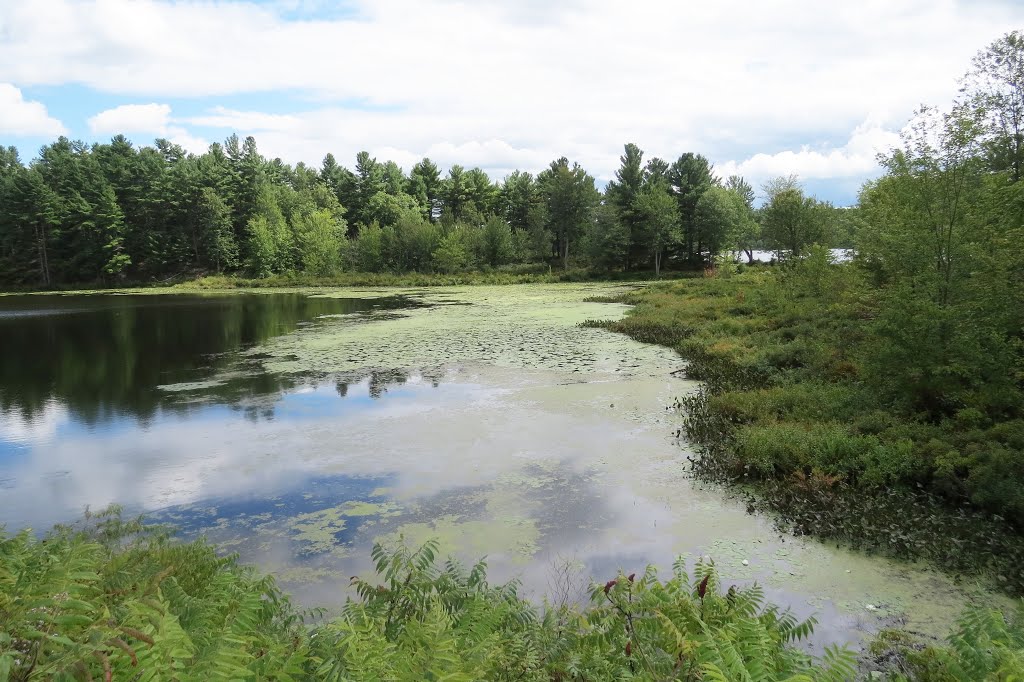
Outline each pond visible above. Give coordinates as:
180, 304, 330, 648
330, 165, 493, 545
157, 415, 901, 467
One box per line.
0, 284, 997, 650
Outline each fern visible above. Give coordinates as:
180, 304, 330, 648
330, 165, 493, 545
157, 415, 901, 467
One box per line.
0, 507, 308, 681
6, 511, 1017, 681
882, 601, 1024, 681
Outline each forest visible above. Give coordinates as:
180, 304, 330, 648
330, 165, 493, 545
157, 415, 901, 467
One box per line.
0, 104, 860, 285
0, 130, 850, 285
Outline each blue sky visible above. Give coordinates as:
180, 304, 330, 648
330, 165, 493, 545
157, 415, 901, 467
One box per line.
2, 0, 1022, 205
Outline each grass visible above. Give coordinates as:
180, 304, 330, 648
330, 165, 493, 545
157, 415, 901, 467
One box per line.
2, 266, 703, 294
586, 264, 1024, 596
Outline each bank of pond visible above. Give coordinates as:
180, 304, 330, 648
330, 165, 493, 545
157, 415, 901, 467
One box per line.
586, 259, 1024, 599
1, 509, 1021, 681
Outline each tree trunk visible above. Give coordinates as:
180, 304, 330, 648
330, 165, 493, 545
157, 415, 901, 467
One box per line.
561, 238, 570, 270
655, 249, 661, 277
35, 222, 51, 287
191, 224, 201, 264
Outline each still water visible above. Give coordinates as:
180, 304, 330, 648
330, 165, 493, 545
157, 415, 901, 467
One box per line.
0, 285, 996, 648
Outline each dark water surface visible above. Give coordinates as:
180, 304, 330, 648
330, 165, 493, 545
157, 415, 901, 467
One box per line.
0, 292, 414, 422
0, 291, 419, 527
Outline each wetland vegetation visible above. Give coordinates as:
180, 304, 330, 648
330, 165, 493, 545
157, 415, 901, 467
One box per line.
2, 29, 1024, 682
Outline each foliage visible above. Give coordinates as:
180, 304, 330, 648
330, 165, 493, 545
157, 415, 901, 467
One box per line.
478, 215, 515, 268
195, 187, 238, 273
173, 268, 695, 291
5, 134, 785, 284
536, 156, 600, 269
0, 507, 308, 681
858, 106, 1023, 418
667, 152, 715, 265
759, 176, 827, 257
294, 209, 345, 277
873, 603, 1024, 681
576, 33, 1024, 597
584, 202, 632, 271
605, 142, 647, 269
962, 30, 1024, 181
245, 186, 294, 277
634, 182, 681, 276
1, 513, 861, 681
588, 256, 1024, 593
350, 222, 387, 273
693, 185, 747, 262
432, 228, 474, 273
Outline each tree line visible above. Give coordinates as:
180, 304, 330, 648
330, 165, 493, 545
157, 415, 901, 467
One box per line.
0, 129, 852, 287
598, 32, 1024, 577
1, 31, 1020, 288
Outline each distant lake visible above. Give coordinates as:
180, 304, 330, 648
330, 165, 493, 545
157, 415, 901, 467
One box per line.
734, 248, 853, 263
0, 284, 988, 648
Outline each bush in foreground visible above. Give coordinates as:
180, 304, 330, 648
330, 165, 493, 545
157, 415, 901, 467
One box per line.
0, 510, 859, 681
4, 509, 1021, 680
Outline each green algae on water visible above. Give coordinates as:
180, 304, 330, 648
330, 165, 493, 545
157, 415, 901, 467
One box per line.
139, 282, 1006, 648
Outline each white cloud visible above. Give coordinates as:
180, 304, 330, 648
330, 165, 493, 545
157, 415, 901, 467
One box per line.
88, 102, 171, 134
0, 400, 67, 446
717, 118, 903, 190
2, 0, 1022, 197
184, 106, 301, 132
0, 83, 66, 136
88, 102, 208, 153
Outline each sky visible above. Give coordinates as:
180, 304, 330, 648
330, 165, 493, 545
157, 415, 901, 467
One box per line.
1, 0, 1022, 205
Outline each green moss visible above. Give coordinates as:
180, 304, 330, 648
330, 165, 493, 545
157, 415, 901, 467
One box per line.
290, 507, 348, 555
245, 284, 679, 377
377, 514, 541, 563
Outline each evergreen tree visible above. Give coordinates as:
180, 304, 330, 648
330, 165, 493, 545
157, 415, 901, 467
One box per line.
440, 165, 470, 224
668, 153, 715, 264
498, 170, 544, 235
196, 187, 239, 273
409, 158, 443, 221
605, 143, 645, 269
465, 167, 499, 220
537, 157, 599, 269
3, 168, 59, 285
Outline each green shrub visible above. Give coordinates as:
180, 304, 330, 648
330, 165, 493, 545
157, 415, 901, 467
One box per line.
0, 508, 308, 681
605, 264, 1024, 590
878, 604, 1024, 681
312, 543, 857, 681
731, 422, 907, 482
0, 512, 858, 682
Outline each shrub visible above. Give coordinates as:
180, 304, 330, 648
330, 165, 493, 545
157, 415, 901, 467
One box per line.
0, 512, 858, 682
0, 507, 308, 681
877, 604, 1024, 681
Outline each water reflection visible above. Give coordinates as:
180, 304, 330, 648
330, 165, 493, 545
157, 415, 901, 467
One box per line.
0, 292, 418, 426
0, 286, 997, 650
0, 370, 456, 529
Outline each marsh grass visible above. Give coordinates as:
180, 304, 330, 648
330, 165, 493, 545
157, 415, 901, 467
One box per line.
171, 268, 700, 290
586, 265, 1024, 595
